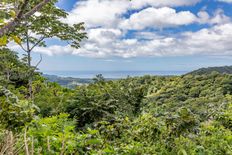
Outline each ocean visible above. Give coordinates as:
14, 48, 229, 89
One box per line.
42, 70, 188, 79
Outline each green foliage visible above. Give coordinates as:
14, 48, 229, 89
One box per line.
34, 82, 73, 117
0, 50, 232, 154
65, 76, 153, 127
13, 0, 86, 52
0, 0, 52, 44
216, 98, 232, 130
0, 85, 37, 131
143, 73, 231, 122
26, 113, 77, 154
0, 48, 29, 86
14, 114, 104, 154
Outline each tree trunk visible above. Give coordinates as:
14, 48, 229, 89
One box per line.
6, 70, 10, 82
26, 31, 33, 100
24, 128, 30, 155
27, 51, 33, 100
8, 131, 14, 155
31, 136, 34, 155
4, 70, 11, 88
47, 136, 51, 153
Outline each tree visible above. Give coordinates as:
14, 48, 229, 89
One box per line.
0, 85, 36, 132
93, 74, 105, 83
0, 48, 20, 85
0, 0, 52, 39
8, 0, 87, 99
0, 48, 30, 88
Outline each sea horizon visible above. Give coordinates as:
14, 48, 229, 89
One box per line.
42, 70, 189, 79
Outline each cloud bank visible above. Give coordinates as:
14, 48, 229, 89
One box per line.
26, 0, 232, 58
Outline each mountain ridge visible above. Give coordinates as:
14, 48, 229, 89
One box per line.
187, 66, 232, 75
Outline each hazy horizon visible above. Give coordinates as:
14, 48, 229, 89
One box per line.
42, 70, 188, 78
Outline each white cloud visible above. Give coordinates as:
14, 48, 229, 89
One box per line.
198, 9, 230, 25
130, 0, 201, 9
62, 0, 201, 28
61, 0, 229, 30
87, 28, 123, 45
120, 7, 230, 30
217, 0, 232, 3
34, 45, 74, 56
62, 0, 129, 28
33, 23, 232, 58
17, 0, 232, 59
180, 23, 232, 55
120, 7, 197, 30
32, 23, 232, 58
210, 9, 231, 24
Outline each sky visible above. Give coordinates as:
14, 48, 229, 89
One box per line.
12, 0, 232, 71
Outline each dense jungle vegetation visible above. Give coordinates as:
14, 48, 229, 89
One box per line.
0, 0, 231, 154
0, 47, 232, 154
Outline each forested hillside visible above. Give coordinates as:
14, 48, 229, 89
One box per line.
187, 66, 232, 75
43, 74, 93, 88
0, 0, 232, 154
43, 74, 116, 88
0, 48, 231, 154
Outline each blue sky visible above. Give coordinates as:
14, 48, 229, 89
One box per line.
19, 0, 232, 71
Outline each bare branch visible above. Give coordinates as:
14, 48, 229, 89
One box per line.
19, 43, 27, 52
30, 36, 45, 51
35, 54, 43, 69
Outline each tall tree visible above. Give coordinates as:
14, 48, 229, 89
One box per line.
8, 0, 87, 99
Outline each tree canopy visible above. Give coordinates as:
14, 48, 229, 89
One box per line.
0, 0, 51, 38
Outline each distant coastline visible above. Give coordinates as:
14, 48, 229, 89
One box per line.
42, 70, 188, 79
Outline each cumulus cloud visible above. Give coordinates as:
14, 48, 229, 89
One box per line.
197, 9, 230, 25
62, 0, 129, 28
87, 28, 123, 45
62, 0, 201, 28
120, 7, 197, 30
120, 7, 230, 30
62, 0, 230, 30
32, 23, 232, 58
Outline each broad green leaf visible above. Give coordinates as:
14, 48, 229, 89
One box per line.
9, 10, 16, 18
12, 36, 21, 45
0, 35, 7, 46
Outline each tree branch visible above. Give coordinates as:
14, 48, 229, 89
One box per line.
19, 43, 28, 52
17, 0, 30, 19
35, 54, 43, 69
29, 36, 45, 51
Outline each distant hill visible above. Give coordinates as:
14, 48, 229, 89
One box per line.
43, 74, 93, 88
187, 66, 232, 75
43, 74, 118, 88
